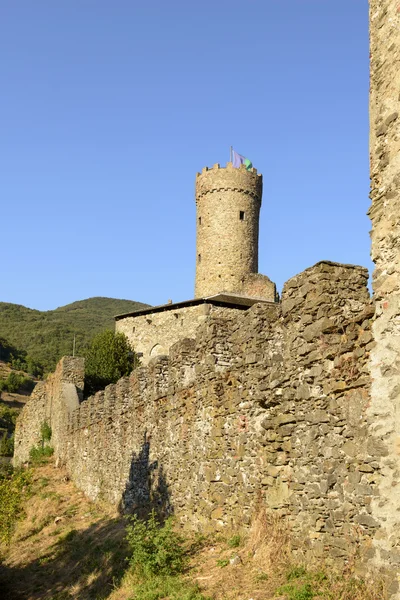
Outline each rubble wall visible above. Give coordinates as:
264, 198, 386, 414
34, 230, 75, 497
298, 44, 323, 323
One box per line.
15, 262, 379, 562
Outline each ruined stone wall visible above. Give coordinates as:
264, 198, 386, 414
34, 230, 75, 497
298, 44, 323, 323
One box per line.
369, 1, 400, 593
241, 273, 278, 302
115, 304, 241, 365
14, 357, 84, 464
15, 262, 380, 562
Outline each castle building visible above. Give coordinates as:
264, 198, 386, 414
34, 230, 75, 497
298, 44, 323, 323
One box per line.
195, 162, 276, 299
116, 162, 276, 363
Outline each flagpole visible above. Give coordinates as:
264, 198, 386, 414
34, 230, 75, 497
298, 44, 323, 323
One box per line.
230, 146, 233, 163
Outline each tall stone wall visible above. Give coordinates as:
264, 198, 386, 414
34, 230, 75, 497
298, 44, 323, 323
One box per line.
369, 1, 400, 593
15, 262, 381, 565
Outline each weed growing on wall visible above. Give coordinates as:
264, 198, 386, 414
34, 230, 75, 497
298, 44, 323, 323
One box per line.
29, 421, 54, 466
40, 421, 52, 442
29, 444, 54, 466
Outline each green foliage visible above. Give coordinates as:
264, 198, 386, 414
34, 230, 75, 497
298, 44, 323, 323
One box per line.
40, 421, 52, 442
0, 297, 149, 373
0, 371, 35, 393
227, 534, 241, 548
255, 571, 269, 581
0, 466, 32, 544
0, 336, 43, 377
0, 433, 14, 456
130, 575, 213, 600
287, 566, 308, 581
10, 354, 43, 378
29, 444, 54, 466
216, 558, 229, 568
0, 404, 18, 457
0, 337, 20, 364
84, 330, 138, 396
276, 582, 315, 600
0, 404, 19, 431
126, 510, 186, 578
276, 566, 328, 600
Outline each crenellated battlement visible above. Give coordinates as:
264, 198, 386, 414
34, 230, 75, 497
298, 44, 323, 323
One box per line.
197, 161, 260, 177
196, 162, 262, 202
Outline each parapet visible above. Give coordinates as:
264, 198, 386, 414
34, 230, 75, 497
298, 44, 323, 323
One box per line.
196, 162, 263, 203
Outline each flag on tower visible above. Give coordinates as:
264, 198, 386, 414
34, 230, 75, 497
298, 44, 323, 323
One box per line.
232, 149, 253, 171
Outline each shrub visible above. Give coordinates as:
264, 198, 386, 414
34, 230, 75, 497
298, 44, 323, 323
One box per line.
126, 510, 186, 578
40, 422, 52, 442
84, 330, 139, 396
227, 534, 241, 548
0, 433, 14, 457
29, 444, 54, 466
0, 372, 35, 394
0, 405, 19, 431
216, 559, 229, 568
0, 467, 32, 544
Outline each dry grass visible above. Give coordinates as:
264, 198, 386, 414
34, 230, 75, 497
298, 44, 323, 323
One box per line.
0, 462, 389, 600
247, 507, 292, 572
0, 460, 127, 600
186, 508, 387, 600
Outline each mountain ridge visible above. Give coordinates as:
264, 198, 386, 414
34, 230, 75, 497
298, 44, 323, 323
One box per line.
0, 296, 150, 372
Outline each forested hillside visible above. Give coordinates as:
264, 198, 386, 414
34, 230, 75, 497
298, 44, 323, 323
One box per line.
0, 297, 149, 373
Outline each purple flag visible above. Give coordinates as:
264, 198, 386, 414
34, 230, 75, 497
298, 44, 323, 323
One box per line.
232, 149, 246, 168
232, 149, 252, 170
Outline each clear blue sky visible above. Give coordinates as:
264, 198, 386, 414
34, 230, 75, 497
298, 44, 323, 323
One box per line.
1, 0, 370, 311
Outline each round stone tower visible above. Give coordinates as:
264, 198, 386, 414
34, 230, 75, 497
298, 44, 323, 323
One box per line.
195, 162, 263, 298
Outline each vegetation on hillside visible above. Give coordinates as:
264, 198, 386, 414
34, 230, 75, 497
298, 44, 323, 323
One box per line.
0, 465, 32, 545
84, 330, 139, 396
0, 337, 42, 378
0, 297, 149, 373
0, 405, 19, 457
0, 339, 37, 458
0, 372, 35, 394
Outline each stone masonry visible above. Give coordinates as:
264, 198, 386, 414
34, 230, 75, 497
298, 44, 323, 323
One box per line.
115, 303, 243, 366
195, 162, 276, 300
368, 1, 400, 594
15, 261, 382, 573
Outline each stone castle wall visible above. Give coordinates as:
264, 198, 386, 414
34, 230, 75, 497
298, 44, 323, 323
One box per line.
115, 303, 242, 365
14, 356, 85, 463
368, 1, 400, 592
15, 262, 380, 563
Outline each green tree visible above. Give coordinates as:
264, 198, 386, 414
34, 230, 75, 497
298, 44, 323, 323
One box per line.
83, 330, 138, 396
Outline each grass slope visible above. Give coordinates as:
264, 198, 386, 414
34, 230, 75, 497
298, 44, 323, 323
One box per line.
0, 458, 388, 600
0, 297, 149, 373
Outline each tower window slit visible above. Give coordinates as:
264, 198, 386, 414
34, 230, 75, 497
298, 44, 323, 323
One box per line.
198, 216, 202, 225
198, 253, 201, 263
239, 211, 246, 221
